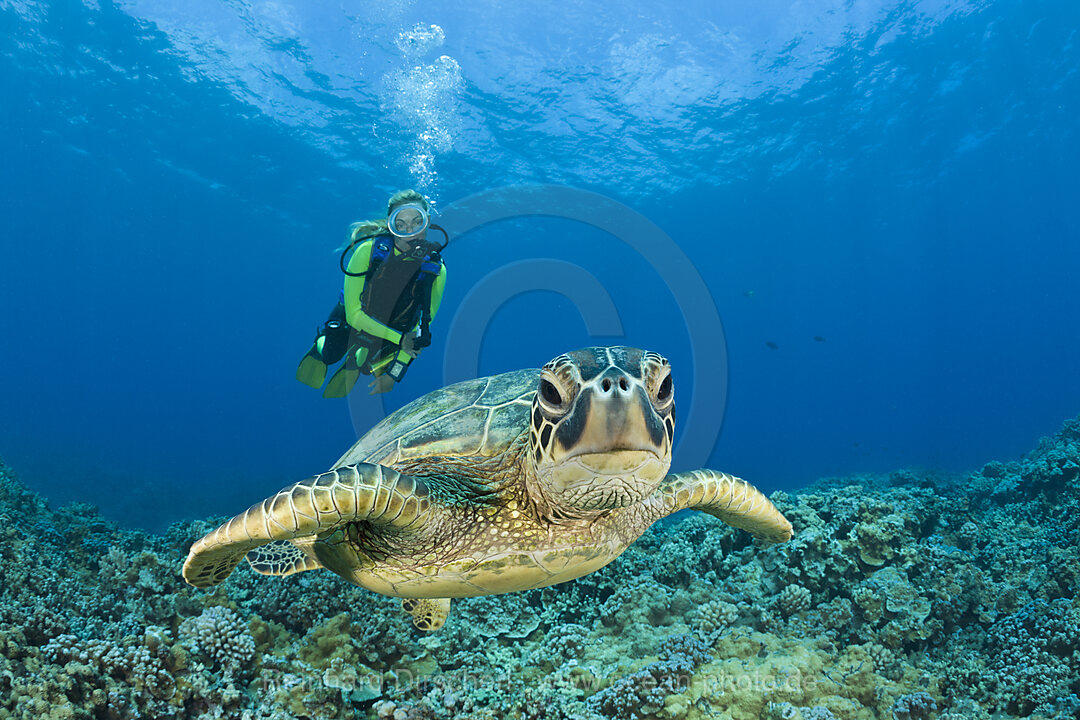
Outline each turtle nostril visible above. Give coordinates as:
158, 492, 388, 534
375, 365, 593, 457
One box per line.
601, 378, 612, 392
618, 377, 629, 392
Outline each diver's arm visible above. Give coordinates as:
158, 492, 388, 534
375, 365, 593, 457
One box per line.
343, 241, 404, 345
429, 264, 448, 320
407, 264, 446, 352
390, 266, 445, 374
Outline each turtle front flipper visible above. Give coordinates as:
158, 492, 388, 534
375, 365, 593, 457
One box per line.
657, 469, 793, 543
246, 540, 324, 577
183, 463, 432, 589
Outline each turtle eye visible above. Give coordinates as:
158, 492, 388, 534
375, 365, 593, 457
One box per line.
539, 379, 564, 408
657, 373, 673, 402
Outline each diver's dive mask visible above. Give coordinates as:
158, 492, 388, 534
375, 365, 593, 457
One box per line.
388, 204, 430, 240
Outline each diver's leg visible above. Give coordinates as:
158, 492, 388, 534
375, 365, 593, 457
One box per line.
323, 345, 369, 398
297, 303, 349, 388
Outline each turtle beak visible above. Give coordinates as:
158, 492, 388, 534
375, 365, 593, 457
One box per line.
572, 367, 666, 458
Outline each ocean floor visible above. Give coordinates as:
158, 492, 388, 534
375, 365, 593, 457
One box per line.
1, 417, 1078, 720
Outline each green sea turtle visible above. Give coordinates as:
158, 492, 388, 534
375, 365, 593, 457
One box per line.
183, 346, 793, 630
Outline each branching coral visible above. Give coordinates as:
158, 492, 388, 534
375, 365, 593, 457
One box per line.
692, 598, 740, 641
178, 606, 256, 674
774, 585, 813, 619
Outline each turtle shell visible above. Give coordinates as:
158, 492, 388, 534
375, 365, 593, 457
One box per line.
332, 368, 539, 470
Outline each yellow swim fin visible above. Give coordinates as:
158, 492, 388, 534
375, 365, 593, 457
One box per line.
296, 346, 328, 388
323, 364, 360, 398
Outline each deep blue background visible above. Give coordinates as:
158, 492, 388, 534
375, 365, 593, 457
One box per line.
2, 0, 1078, 529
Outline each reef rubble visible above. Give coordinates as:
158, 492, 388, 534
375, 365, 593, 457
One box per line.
1, 416, 1078, 719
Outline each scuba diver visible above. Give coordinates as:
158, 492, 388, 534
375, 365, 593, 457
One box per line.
296, 190, 448, 397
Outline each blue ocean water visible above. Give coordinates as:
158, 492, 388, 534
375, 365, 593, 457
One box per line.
1, 0, 1077, 530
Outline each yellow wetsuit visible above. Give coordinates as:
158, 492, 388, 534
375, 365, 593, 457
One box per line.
343, 238, 447, 375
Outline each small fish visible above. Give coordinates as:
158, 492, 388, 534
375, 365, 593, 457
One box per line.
766, 341, 779, 350
814, 336, 826, 342
743, 290, 755, 297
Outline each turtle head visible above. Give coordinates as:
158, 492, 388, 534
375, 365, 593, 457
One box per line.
528, 346, 674, 511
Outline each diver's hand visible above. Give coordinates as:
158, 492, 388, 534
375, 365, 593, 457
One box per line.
411, 327, 431, 350
369, 374, 396, 395
401, 331, 421, 358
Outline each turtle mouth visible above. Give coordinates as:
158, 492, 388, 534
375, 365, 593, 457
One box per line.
545, 449, 669, 510
563, 449, 663, 475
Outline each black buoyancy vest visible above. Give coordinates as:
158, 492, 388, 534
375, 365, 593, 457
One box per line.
361, 237, 441, 334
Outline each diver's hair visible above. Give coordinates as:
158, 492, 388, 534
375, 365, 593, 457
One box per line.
347, 218, 388, 244
345, 189, 431, 245
387, 189, 430, 215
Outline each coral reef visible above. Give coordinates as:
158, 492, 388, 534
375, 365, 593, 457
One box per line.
585, 635, 712, 719
0, 413, 1078, 718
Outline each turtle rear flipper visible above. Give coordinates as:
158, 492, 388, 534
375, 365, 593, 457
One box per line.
247, 540, 324, 577
183, 463, 432, 589
657, 469, 793, 543
401, 598, 451, 631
